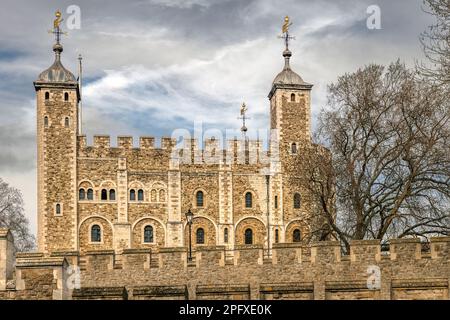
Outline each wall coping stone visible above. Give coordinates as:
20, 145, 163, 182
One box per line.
197, 246, 226, 252
196, 284, 250, 294
235, 244, 263, 250
50, 251, 79, 257
16, 257, 67, 268
350, 240, 381, 246
391, 278, 449, 288
260, 282, 314, 292
272, 243, 303, 249
85, 250, 115, 256
122, 248, 152, 254
390, 238, 421, 244
132, 285, 187, 297
159, 247, 187, 253
15, 252, 44, 259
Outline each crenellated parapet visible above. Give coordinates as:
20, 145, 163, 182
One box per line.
77, 135, 272, 166
1, 233, 448, 300
78, 135, 177, 151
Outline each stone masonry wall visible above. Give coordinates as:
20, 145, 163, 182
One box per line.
1, 230, 448, 300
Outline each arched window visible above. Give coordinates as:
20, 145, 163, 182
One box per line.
44, 116, 49, 128
64, 117, 69, 127
196, 191, 204, 207
159, 189, 166, 202
291, 143, 297, 154
130, 189, 136, 201
79, 189, 85, 200
101, 189, 108, 201
224, 228, 229, 243
144, 225, 154, 243
87, 188, 94, 200
291, 93, 296, 102
45, 92, 49, 100
109, 189, 116, 201
274, 196, 278, 209
137, 189, 144, 201
294, 193, 301, 209
196, 228, 205, 244
293, 229, 301, 242
151, 189, 157, 202
275, 229, 279, 243
245, 228, 253, 245
245, 192, 253, 208
55, 203, 61, 215
64, 92, 69, 101
91, 225, 101, 242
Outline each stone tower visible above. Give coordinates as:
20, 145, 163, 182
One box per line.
34, 30, 79, 253
268, 40, 315, 241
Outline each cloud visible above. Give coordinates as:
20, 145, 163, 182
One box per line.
140, 0, 220, 9
0, 0, 436, 236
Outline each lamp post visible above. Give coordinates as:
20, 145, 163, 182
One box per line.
185, 209, 194, 262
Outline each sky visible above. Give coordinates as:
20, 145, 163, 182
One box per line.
0, 0, 436, 236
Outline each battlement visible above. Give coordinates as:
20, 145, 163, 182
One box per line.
2, 232, 448, 300
77, 135, 272, 165
78, 135, 176, 150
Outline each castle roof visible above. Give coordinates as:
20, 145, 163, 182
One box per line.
269, 45, 312, 99
272, 49, 307, 86
36, 43, 76, 83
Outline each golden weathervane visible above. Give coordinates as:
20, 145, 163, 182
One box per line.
53, 10, 63, 29
279, 16, 295, 50
282, 16, 292, 34
49, 10, 67, 44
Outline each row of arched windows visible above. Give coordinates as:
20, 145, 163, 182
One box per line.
88, 225, 302, 245
44, 91, 70, 101
79, 188, 115, 201
79, 188, 93, 200
194, 191, 254, 208
43, 116, 70, 128
130, 189, 166, 202
130, 189, 144, 201
90, 224, 155, 243
194, 190, 301, 209
192, 228, 302, 245
80, 188, 300, 208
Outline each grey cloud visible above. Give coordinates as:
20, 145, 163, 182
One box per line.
0, 0, 436, 236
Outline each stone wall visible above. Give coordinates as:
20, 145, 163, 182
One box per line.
1, 230, 448, 300
70, 133, 330, 254
0, 229, 14, 291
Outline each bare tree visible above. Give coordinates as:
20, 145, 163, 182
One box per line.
419, 0, 450, 86
0, 178, 35, 252
309, 61, 450, 252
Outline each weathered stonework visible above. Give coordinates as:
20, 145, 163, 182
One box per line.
13, 25, 446, 301
1, 231, 448, 300
33, 34, 331, 256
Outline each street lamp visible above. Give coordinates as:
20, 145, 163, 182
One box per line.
185, 208, 194, 261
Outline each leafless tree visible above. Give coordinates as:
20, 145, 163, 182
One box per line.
308, 61, 450, 252
0, 178, 35, 252
419, 0, 450, 86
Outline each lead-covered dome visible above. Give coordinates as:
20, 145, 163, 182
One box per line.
36, 43, 76, 83
273, 49, 306, 85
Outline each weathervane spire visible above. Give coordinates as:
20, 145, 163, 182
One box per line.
239, 102, 249, 141
278, 16, 295, 70
48, 10, 67, 58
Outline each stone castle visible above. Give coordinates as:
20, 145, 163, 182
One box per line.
0, 17, 448, 300
33, 18, 329, 256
